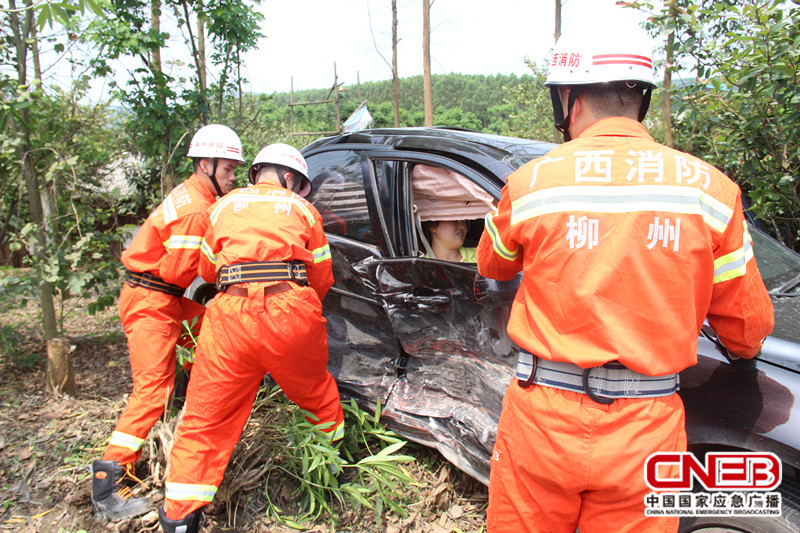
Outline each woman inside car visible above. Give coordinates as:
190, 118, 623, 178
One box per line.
422, 219, 477, 262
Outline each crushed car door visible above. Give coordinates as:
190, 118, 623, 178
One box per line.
362, 157, 520, 482
304, 148, 401, 407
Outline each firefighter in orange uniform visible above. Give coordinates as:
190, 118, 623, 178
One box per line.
477, 23, 774, 533
158, 143, 345, 532
90, 125, 245, 521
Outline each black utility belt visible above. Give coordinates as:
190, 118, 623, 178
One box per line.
215, 261, 309, 290
516, 351, 679, 405
126, 270, 185, 297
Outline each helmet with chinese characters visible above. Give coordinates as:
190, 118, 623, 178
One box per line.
544, 24, 655, 88
187, 124, 245, 163
248, 143, 311, 197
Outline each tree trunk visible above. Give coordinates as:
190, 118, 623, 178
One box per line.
151, 0, 162, 73
392, 0, 400, 127
553, 0, 562, 144
30, 8, 42, 82
46, 338, 75, 396
181, 0, 209, 122
422, 0, 433, 126
554, 0, 561, 42
662, 0, 675, 148
9, 0, 58, 342
151, 0, 178, 194
198, 10, 207, 92
22, 151, 58, 340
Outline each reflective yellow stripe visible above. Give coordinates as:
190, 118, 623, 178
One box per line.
163, 195, 178, 225
714, 221, 754, 284
163, 235, 203, 250
327, 420, 345, 442
209, 193, 315, 226
484, 212, 519, 261
108, 431, 145, 452
313, 244, 331, 264
510, 185, 733, 234
165, 481, 217, 502
200, 239, 217, 263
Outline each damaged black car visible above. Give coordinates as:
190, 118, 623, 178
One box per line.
299, 127, 800, 531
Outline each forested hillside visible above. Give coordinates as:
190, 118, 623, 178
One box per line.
270, 73, 546, 134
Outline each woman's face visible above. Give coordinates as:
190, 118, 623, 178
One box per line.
431, 220, 467, 249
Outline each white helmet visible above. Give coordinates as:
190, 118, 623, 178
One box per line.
187, 124, 245, 163
545, 28, 655, 88
545, 23, 655, 139
248, 143, 311, 197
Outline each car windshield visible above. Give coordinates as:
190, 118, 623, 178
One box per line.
750, 224, 800, 294
503, 145, 556, 172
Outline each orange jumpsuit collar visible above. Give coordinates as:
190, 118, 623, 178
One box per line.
577, 116, 655, 141
185, 173, 217, 204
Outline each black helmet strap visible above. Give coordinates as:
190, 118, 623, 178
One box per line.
550, 86, 583, 142
275, 164, 301, 193
206, 158, 224, 197
551, 83, 652, 143
639, 86, 653, 122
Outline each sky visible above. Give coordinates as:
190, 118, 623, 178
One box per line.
50, 0, 655, 102
239, 0, 654, 94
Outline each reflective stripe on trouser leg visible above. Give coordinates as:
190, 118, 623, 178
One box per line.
487, 383, 685, 533
107, 431, 146, 454
165, 298, 264, 520
104, 285, 182, 465
164, 482, 217, 503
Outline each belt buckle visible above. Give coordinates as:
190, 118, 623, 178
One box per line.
517, 354, 537, 389
289, 260, 308, 286
582, 367, 615, 405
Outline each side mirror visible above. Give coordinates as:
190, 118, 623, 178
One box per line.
473, 272, 522, 306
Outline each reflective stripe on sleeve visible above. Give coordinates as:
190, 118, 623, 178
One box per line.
312, 244, 331, 264
484, 212, 520, 261
165, 481, 217, 503
713, 221, 754, 284
510, 185, 733, 233
200, 239, 217, 263
108, 431, 145, 452
163, 235, 203, 250
163, 195, 178, 225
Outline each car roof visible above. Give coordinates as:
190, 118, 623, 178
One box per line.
302, 127, 558, 178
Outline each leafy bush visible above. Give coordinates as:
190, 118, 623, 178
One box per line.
260, 391, 415, 527
634, 0, 800, 249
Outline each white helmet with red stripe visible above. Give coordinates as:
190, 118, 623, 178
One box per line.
545, 27, 655, 88
545, 23, 655, 139
187, 124, 245, 163
248, 143, 311, 197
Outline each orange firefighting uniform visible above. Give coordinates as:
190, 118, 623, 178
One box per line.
477, 117, 774, 533
164, 181, 344, 520
103, 175, 213, 466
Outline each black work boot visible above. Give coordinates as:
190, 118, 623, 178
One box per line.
158, 506, 205, 533
91, 460, 153, 521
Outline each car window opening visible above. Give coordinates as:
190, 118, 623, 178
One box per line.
410, 163, 495, 263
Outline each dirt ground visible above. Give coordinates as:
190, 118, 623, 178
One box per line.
0, 296, 489, 533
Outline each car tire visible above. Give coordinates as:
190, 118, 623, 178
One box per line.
679, 480, 800, 533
